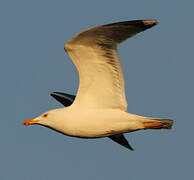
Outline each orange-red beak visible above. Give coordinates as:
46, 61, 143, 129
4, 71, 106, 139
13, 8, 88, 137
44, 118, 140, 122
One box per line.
22, 119, 39, 126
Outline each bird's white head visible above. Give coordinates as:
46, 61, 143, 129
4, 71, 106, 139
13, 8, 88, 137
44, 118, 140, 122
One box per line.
22, 108, 64, 127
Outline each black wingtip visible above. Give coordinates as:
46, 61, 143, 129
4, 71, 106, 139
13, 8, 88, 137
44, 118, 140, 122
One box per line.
103, 19, 158, 30
109, 134, 134, 151
50, 92, 75, 107
127, 144, 134, 151
141, 19, 158, 30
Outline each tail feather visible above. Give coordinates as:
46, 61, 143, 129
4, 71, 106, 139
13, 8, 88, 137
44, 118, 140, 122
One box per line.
142, 119, 173, 130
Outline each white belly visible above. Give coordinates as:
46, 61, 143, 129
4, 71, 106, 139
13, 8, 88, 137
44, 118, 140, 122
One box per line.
54, 108, 142, 138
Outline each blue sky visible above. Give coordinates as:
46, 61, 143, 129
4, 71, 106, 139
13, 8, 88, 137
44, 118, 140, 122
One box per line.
1, 0, 194, 179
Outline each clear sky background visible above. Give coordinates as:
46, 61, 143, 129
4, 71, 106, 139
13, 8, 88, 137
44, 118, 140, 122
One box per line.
0, 0, 193, 179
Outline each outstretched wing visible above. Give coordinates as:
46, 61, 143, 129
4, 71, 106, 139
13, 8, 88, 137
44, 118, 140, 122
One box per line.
65, 20, 158, 110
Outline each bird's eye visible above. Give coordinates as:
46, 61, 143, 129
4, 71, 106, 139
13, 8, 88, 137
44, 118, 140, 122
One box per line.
43, 113, 48, 117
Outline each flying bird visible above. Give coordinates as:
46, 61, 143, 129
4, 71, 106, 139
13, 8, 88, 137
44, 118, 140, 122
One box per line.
23, 20, 173, 150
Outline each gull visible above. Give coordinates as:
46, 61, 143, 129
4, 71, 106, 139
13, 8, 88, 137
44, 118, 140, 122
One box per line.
23, 19, 173, 151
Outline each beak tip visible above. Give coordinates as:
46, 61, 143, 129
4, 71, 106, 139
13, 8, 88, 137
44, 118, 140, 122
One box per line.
22, 121, 29, 126
22, 119, 38, 126
22, 121, 27, 126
